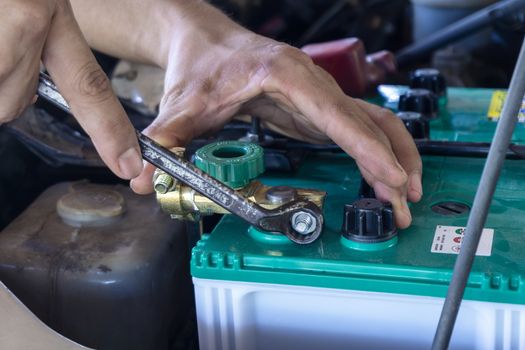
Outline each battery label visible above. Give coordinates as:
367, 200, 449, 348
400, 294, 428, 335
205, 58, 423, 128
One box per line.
487, 90, 525, 122
431, 225, 494, 256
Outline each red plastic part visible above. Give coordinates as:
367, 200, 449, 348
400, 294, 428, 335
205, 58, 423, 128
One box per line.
302, 38, 396, 97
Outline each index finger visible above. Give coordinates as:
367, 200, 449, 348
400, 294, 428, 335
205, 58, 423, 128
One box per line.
260, 46, 408, 188
353, 99, 423, 203
41, 1, 142, 179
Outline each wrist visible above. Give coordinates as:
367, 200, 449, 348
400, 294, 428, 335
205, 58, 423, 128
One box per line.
157, 1, 250, 69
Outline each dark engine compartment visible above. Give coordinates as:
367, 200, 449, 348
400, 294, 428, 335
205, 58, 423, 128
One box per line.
1, 1, 525, 349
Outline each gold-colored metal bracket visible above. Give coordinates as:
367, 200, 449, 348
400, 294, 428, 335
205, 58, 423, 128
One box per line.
152, 149, 326, 221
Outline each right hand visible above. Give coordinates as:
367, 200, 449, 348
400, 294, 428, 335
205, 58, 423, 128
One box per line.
0, 0, 142, 179
130, 13, 422, 228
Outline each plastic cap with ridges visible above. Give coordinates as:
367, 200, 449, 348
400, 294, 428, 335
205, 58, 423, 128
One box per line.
396, 111, 429, 139
410, 68, 447, 98
398, 88, 439, 119
342, 198, 397, 243
195, 141, 264, 189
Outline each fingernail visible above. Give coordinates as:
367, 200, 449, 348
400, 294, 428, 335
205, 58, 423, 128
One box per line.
409, 172, 423, 197
32, 95, 38, 104
118, 147, 143, 179
404, 202, 412, 221
395, 202, 412, 229
401, 201, 412, 227
129, 178, 138, 192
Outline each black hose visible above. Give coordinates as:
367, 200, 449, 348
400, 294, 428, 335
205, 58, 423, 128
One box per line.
396, 0, 525, 66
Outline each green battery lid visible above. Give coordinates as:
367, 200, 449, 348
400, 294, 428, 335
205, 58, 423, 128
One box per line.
195, 141, 264, 189
192, 154, 525, 305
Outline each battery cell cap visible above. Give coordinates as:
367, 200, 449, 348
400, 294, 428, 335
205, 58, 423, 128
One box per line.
396, 111, 429, 139
342, 198, 397, 243
410, 68, 447, 98
398, 88, 439, 119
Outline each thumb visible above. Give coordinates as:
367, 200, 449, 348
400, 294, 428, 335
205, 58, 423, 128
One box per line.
42, 2, 142, 179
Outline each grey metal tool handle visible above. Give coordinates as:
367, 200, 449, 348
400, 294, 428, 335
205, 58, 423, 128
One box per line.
37, 72, 323, 244
38, 73, 71, 112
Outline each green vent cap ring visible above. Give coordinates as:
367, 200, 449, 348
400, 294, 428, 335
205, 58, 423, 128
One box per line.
195, 141, 264, 189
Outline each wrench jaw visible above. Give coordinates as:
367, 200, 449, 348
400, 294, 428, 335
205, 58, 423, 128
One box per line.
257, 201, 324, 245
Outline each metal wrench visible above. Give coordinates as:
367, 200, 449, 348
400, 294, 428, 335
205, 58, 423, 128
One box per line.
36, 72, 324, 244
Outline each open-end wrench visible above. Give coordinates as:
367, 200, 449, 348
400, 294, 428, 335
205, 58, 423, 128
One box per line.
37, 72, 324, 244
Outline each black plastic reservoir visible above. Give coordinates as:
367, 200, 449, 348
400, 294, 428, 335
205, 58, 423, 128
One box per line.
0, 182, 193, 350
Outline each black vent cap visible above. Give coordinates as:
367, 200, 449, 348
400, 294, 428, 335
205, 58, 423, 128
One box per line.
342, 198, 397, 243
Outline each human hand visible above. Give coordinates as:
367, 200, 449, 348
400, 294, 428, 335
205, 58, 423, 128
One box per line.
0, 0, 142, 179
130, 4, 422, 228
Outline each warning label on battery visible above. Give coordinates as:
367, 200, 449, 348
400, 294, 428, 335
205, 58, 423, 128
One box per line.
431, 225, 494, 256
487, 90, 525, 122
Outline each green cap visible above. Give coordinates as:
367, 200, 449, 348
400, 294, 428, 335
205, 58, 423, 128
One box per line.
195, 141, 264, 189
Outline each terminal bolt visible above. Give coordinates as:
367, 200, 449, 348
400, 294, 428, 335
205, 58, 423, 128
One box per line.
154, 173, 174, 194
291, 211, 317, 235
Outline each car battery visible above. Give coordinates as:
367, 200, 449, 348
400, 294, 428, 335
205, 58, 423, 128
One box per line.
190, 87, 525, 350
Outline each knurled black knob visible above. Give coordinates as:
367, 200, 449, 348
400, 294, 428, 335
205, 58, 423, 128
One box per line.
342, 198, 397, 243
398, 88, 439, 119
409, 68, 447, 98
396, 111, 429, 139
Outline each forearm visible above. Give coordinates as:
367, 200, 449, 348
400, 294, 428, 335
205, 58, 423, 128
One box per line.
70, 0, 245, 69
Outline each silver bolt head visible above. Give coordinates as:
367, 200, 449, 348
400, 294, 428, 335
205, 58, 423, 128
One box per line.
266, 186, 298, 204
291, 211, 317, 235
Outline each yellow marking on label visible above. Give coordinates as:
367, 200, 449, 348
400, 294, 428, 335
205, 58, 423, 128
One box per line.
488, 90, 525, 122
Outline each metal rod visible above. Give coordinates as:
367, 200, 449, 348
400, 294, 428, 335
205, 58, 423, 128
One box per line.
432, 35, 525, 350
396, 0, 525, 66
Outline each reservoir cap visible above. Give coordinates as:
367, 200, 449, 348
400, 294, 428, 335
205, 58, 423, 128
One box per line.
57, 185, 126, 227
